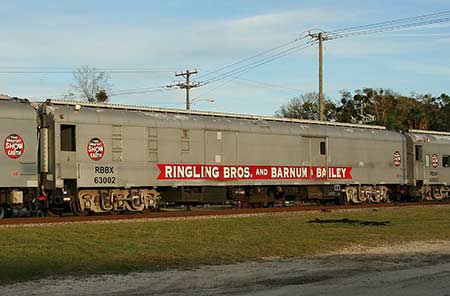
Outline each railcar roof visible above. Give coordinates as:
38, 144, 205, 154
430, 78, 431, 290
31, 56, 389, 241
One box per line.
408, 129, 450, 136
0, 98, 37, 120
46, 99, 386, 130
407, 129, 450, 144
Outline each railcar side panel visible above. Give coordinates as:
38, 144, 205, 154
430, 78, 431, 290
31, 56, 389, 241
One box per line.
328, 137, 406, 185
236, 133, 304, 166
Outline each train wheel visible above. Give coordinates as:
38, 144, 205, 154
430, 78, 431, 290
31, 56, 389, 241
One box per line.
0, 207, 5, 219
36, 209, 48, 217
335, 193, 347, 205
29, 201, 39, 214
433, 187, 445, 201
130, 197, 145, 212
71, 199, 89, 216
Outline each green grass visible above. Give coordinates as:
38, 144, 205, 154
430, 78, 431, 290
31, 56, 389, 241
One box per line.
1, 205, 450, 284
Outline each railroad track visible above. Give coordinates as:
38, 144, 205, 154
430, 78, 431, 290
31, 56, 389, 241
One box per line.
1, 201, 450, 226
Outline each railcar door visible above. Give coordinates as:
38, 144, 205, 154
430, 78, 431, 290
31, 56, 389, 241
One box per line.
59, 124, 77, 178
307, 137, 327, 167
204, 130, 237, 165
414, 144, 424, 183
59, 124, 78, 198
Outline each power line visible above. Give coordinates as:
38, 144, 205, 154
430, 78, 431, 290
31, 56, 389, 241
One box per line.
23, 37, 315, 100
332, 10, 450, 33
325, 13, 450, 40
191, 76, 242, 101
0, 69, 177, 74
110, 87, 172, 96
197, 33, 310, 80
331, 18, 450, 39
27, 85, 176, 99
202, 40, 318, 85
0, 65, 179, 69
235, 78, 303, 92
190, 41, 317, 102
202, 41, 317, 83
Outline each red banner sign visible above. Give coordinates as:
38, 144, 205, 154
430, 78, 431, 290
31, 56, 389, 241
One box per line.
157, 164, 352, 181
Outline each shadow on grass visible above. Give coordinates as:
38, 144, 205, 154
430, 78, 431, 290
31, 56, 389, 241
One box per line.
308, 218, 391, 226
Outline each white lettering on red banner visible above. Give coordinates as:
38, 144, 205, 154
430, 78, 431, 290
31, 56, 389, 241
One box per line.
157, 164, 352, 180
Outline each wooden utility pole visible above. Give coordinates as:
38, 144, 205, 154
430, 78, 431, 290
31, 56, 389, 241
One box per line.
318, 32, 324, 121
174, 69, 199, 110
308, 32, 329, 121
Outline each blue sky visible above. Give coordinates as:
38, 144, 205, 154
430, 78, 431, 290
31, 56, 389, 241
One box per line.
0, 0, 449, 115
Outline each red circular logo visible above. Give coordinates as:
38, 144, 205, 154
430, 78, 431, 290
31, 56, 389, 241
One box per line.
87, 138, 104, 161
393, 151, 401, 167
4, 134, 25, 159
431, 154, 439, 168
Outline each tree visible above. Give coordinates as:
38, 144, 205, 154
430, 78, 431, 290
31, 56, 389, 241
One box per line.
275, 92, 336, 121
95, 89, 109, 103
335, 88, 430, 130
428, 93, 450, 131
70, 65, 110, 102
336, 89, 357, 123
276, 89, 450, 132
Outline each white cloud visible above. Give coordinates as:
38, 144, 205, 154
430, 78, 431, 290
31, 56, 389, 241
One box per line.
0, 8, 356, 66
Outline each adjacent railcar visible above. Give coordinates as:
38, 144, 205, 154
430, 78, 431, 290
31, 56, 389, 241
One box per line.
404, 130, 450, 200
0, 97, 39, 218
41, 100, 408, 213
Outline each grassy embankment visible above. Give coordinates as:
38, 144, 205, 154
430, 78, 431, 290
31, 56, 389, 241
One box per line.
1, 205, 450, 284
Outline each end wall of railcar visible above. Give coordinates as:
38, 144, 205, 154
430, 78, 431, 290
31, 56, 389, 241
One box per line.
0, 99, 38, 205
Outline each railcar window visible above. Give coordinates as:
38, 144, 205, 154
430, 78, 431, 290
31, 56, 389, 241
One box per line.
415, 145, 423, 161
425, 154, 430, 167
61, 125, 76, 151
443, 156, 450, 168
320, 141, 326, 155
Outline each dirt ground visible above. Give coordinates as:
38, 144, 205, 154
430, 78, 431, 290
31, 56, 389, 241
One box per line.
2, 240, 450, 296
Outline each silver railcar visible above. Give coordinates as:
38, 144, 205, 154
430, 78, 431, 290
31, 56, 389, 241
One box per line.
41, 100, 409, 214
